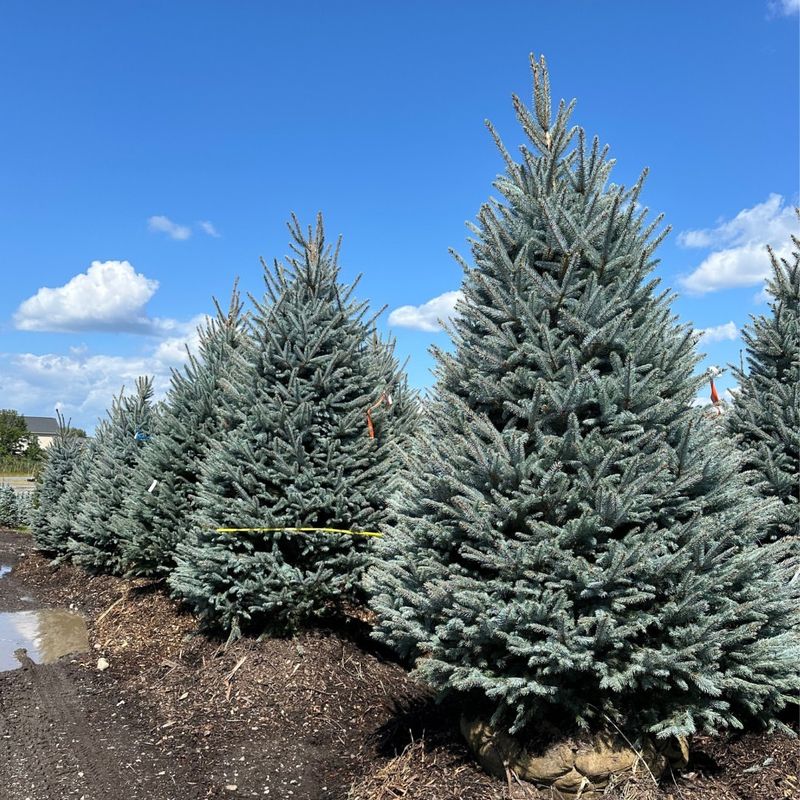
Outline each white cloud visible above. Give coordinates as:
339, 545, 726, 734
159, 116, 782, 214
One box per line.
148, 215, 192, 240
681, 242, 775, 294
678, 194, 797, 294
13, 260, 171, 334
696, 321, 738, 343
768, 0, 799, 16
753, 285, 771, 304
198, 220, 221, 238
388, 290, 462, 332
0, 317, 207, 432
677, 194, 794, 249
152, 315, 208, 363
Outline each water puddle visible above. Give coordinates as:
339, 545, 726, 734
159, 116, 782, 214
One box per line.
0, 609, 89, 672
0, 565, 11, 578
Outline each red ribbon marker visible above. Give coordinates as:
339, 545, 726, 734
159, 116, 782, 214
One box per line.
366, 392, 393, 439
709, 377, 722, 415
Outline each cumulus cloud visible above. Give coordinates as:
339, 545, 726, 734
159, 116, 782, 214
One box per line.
13, 261, 172, 334
198, 220, 221, 238
678, 194, 797, 294
151, 315, 209, 363
388, 290, 462, 332
148, 215, 192, 240
0, 316, 207, 432
768, 0, 799, 16
696, 321, 738, 343
753, 285, 772, 304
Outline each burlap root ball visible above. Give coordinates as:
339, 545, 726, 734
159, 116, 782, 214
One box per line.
461, 715, 689, 799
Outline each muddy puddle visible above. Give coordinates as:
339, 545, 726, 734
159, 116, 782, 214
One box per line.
0, 565, 11, 578
0, 608, 89, 671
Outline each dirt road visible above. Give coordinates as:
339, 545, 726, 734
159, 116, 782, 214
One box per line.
0, 530, 201, 800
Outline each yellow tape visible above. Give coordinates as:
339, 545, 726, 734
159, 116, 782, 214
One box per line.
215, 526, 383, 539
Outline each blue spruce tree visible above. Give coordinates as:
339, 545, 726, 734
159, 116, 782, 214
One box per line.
169, 216, 416, 636
368, 56, 800, 740
0, 485, 19, 528
69, 377, 157, 574
15, 491, 34, 529
48, 437, 94, 558
32, 411, 86, 553
120, 287, 248, 578
728, 223, 799, 542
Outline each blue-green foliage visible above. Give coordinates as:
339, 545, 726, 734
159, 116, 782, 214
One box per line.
15, 490, 34, 528
169, 216, 417, 635
0, 485, 20, 528
728, 225, 799, 542
32, 412, 86, 552
47, 439, 94, 558
368, 56, 800, 740
68, 377, 157, 574
120, 287, 248, 578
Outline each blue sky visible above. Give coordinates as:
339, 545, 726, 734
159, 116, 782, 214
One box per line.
1, 1, 797, 431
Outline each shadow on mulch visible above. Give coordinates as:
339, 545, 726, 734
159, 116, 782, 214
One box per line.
315, 611, 404, 668
688, 747, 725, 776
369, 693, 460, 756
125, 578, 168, 596
349, 695, 507, 800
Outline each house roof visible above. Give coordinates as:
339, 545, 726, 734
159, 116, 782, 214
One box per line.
23, 416, 59, 435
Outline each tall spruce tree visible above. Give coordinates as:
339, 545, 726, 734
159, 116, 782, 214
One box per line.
48, 436, 94, 557
32, 411, 85, 553
367, 56, 800, 740
120, 287, 248, 578
69, 377, 157, 574
169, 216, 416, 635
728, 225, 799, 542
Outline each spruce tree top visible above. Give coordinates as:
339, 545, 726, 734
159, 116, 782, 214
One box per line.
70, 376, 157, 574
197, 214, 414, 534
439, 55, 695, 421
729, 223, 799, 540
369, 55, 799, 740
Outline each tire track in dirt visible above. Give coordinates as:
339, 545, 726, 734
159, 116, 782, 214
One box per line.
0, 530, 201, 800
0, 655, 74, 798
19, 648, 129, 798
0, 649, 198, 800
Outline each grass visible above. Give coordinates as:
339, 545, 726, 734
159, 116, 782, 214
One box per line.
0, 455, 42, 477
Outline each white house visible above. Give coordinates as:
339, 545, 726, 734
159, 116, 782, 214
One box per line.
23, 416, 59, 449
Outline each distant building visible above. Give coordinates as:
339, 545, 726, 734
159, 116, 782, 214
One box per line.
23, 416, 59, 449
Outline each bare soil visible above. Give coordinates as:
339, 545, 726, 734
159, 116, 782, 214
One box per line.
1, 528, 798, 800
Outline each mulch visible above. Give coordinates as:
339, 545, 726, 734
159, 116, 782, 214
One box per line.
7, 528, 799, 800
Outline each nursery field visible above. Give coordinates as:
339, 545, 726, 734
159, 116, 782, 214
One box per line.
5, 48, 798, 800
0, 527, 797, 800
